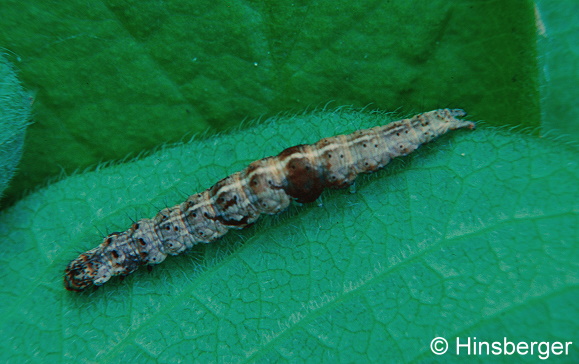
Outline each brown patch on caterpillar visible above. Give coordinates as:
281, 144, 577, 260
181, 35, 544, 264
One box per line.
64, 108, 475, 292
280, 144, 326, 203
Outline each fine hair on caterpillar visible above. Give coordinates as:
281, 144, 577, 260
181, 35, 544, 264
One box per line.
64, 108, 476, 291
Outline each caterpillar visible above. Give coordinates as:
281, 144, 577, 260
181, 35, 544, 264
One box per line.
64, 109, 475, 291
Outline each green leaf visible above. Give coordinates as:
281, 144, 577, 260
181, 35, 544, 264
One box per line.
0, 110, 577, 362
0, 54, 31, 199
0, 0, 539, 205
535, 0, 579, 141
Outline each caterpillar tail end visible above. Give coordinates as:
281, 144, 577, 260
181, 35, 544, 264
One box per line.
441, 108, 476, 130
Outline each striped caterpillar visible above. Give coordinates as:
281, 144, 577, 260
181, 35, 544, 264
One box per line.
64, 109, 475, 291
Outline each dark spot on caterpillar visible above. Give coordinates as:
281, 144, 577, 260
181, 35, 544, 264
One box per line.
216, 214, 250, 227
283, 157, 325, 203
64, 109, 476, 291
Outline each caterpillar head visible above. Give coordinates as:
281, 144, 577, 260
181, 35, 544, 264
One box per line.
64, 248, 109, 291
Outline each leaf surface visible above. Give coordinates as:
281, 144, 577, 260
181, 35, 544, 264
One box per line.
0, 54, 31, 198
536, 0, 579, 141
0, 0, 538, 205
